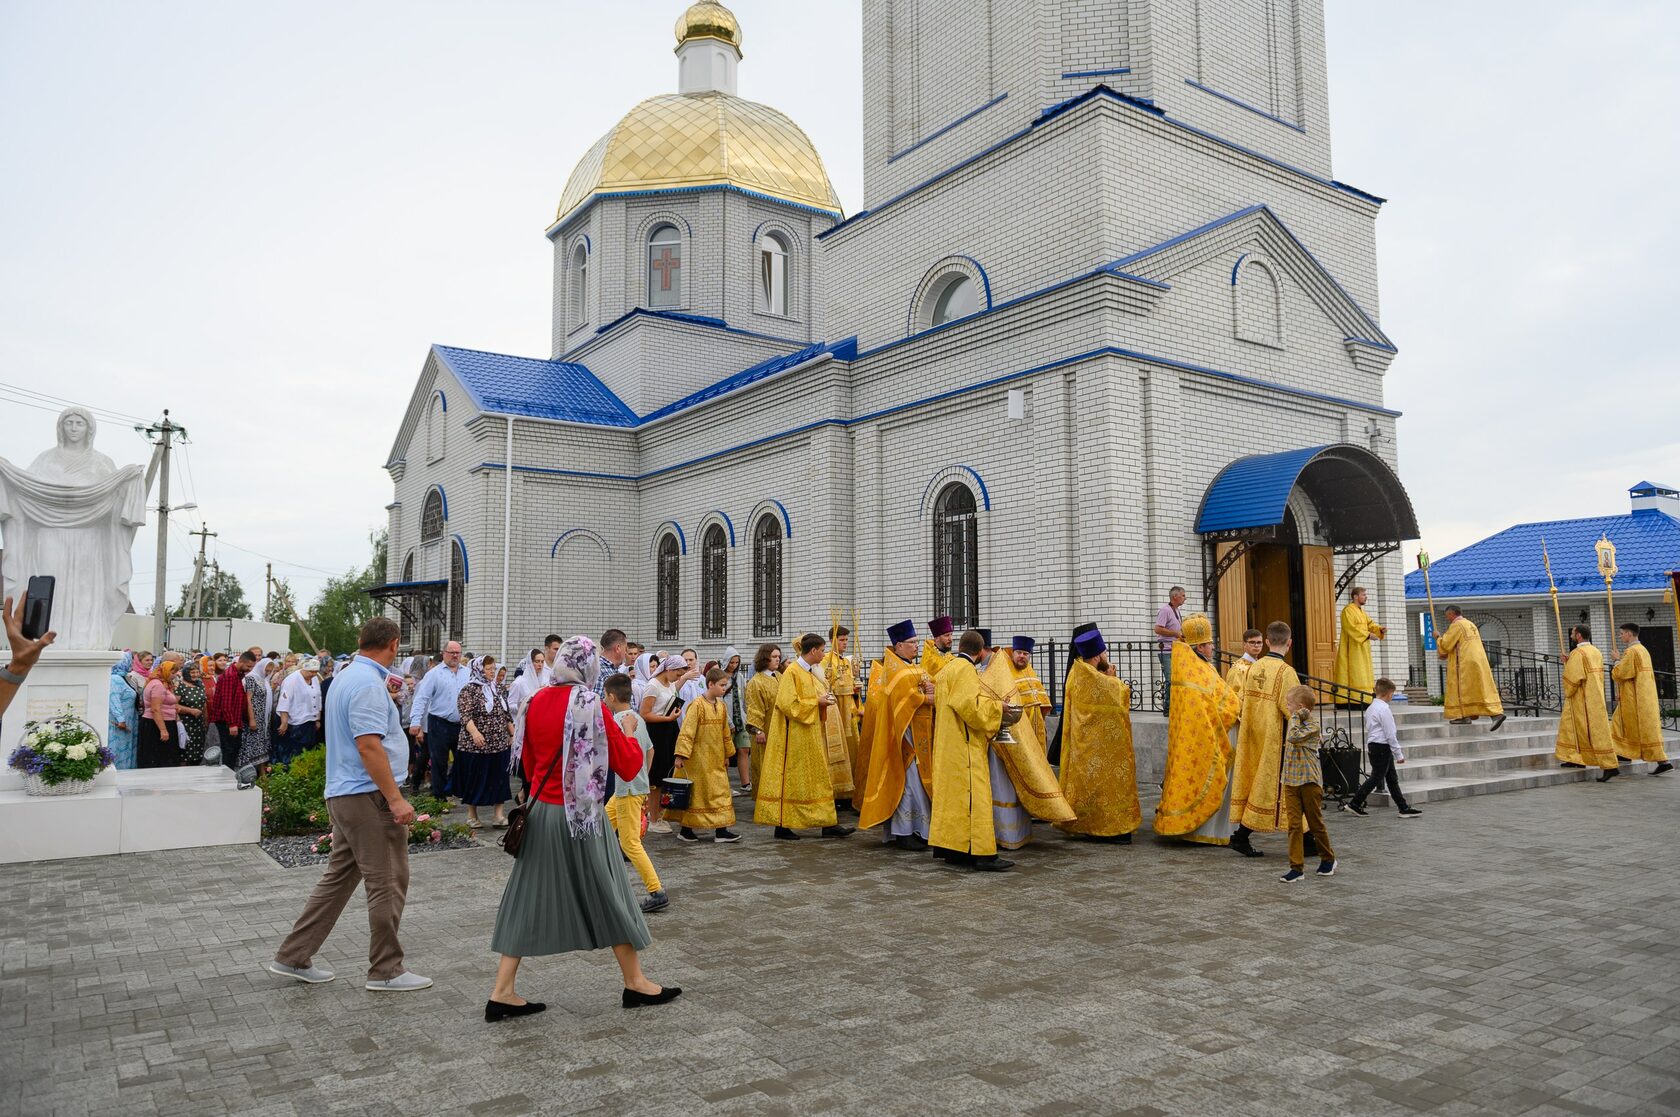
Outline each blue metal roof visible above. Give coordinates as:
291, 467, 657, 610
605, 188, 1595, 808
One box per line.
433, 345, 638, 427
1196, 444, 1418, 545
639, 338, 858, 424
1406, 505, 1680, 600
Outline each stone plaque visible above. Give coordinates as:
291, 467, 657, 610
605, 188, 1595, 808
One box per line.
25, 686, 88, 724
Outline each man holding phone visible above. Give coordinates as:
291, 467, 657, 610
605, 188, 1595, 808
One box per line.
0, 589, 58, 722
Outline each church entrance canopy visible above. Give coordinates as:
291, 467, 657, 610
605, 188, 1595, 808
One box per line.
1196, 444, 1420, 675
368, 579, 448, 654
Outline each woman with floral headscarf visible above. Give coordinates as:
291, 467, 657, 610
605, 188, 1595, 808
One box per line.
107, 652, 141, 769
175, 659, 209, 765
456, 654, 513, 828
138, 659, 181, 768
239, 659, 274, 771
485, 636, 679, 1022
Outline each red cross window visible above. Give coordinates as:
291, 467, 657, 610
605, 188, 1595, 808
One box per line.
648, 225, 682, 307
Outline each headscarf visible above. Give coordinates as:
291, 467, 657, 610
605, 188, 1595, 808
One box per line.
724, 646, 747, 728
509, 648, 545, 709
150, 659, 179, 685
112, 651, 134, 681
631, 651, 657, 709
180, 659, 203, 685
468, 654, 498, 712
551, 635, 609, 838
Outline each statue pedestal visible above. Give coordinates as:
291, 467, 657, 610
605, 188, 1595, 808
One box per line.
0, 649, 116, 757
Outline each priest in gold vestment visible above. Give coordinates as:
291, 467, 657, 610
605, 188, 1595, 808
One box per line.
920, 615, 955, 678
819, 627, 860, 805
1611, 624, 1671, 771
1055, 627, 1141, 842
1437, 606, 1506, 729
1229, 621, 1300, 857
928, 629, 1017, 870
1555, 625, 1618, 780
1332, 587, 1384, 704
858, 620, 936, 847
754, 633, 853, 839
1155, 615, 1242, 845
979, 636, 1075, 844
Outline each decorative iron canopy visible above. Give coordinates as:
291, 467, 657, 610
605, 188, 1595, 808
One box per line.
1195, 443, 1420, 546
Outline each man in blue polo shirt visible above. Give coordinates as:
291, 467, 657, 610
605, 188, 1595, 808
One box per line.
268, 616, 432, 992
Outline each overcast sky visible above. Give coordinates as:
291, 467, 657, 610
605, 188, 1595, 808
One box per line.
2, 1, 1675, 623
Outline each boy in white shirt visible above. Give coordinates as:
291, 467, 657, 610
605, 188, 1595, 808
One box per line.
1342, 677, 1423, 818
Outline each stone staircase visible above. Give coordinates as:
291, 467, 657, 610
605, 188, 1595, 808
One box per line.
1359, 703, 1676, 806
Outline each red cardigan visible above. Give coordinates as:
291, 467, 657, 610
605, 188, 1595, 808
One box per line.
522, 685, 641, 805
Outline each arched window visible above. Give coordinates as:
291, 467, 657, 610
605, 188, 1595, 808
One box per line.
656, 533, 680, 640
1234, 257, 1282, 347
449, 540, 466, 644
648, 224, 682, 308
929, 274, 978, 327
752, 514, 783, 637
700, 524, 728, 639
399, 553, 415, 645
420, 489, 445, 543
571, 243, 589, 329
932, 483, 979, 627
760, 233, 790, 316
426, 393, 445, 462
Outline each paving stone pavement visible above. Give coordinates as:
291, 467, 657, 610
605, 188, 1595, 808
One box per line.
3, 775, 1679, 1116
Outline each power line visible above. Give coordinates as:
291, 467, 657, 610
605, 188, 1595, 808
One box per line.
0, 379, 147, 425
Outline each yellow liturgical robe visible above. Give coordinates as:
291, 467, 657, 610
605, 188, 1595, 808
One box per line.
1332, 603, 1383, 702
1556, 643, 1616, 769
1611, 644, 1667, 763
1001, 659, 1052, 752
1055, 658, 1141, 837
1229, 654, 1300, 833
818, 651, 859, 799
753, 663, 838, 830
1155, 642, 1242, 840
858, 649, 934, 831
673, 697, 736, 829
1225, 656, 1256, 698
743, 669, 779, 787
927, 655, 1004, 856
1437, 617, 1503, 719
921, 640, 954, 678
979, 655, 1075, 823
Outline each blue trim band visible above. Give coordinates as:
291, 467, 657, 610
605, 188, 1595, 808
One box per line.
650, 521, 688, 556
1231, 252, 1250, 285
584, 307, 807, 349
1183, 79, 1307, 133
435, 389, 447, 412
888, 94, 1009, 164
1062, 67, 1131, 79
700, 510, 737, 548
920, 466, 992, 514
762, 499, 793, 539
550, 183, 841, 238
451, 535, 469, 583
432, 484, 448, 520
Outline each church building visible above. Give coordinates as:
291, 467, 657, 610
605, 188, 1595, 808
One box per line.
380, 0, 1419, 685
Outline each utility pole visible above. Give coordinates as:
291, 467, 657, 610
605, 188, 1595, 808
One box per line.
265, 562, 273, 619
211, 559, 222, 618
140, 410, 185, 654
187, 524, 216, 616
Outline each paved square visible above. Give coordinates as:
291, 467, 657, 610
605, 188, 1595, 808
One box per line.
3, 777, 1678, 1116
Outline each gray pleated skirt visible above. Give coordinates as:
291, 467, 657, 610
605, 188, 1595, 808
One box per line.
490, 800, 652, 958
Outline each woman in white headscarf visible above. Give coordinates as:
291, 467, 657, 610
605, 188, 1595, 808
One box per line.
722, 647, 753, 794
485, 636, 679, 1022
238, 659, 275, 771
456, 654, 513, 828
630, 652, 658, 711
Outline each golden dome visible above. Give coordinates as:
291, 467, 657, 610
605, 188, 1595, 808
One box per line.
553, 92, 843, 227
675, 1, 742, 52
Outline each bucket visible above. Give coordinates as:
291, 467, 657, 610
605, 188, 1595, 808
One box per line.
662, 777, 694, 811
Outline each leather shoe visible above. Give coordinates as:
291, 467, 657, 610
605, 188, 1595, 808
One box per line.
1230, 838, 1264, 858
972, 857, 1015, 872
820, 825, 855, 838
484, 999, 547, 1022
774, 827, 801, 840
622, 985, 683, 1008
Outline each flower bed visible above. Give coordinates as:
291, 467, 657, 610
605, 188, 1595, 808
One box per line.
259, 747, 477, 856
7, 711, 114, 794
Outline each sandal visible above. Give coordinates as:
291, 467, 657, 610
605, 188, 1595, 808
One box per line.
468, 818, 485, 830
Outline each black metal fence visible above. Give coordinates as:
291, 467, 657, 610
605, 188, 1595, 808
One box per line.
1426, 645, 1679, 732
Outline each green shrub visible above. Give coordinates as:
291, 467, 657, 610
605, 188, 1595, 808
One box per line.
262, 747, 464, 838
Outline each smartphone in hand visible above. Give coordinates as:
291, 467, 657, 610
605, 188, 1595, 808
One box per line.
22, 576, 55, 641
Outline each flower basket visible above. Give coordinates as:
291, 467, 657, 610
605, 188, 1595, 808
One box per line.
9, 710, 113, 797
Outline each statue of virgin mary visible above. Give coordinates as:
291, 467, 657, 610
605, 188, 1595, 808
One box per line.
0, 407, 150, 649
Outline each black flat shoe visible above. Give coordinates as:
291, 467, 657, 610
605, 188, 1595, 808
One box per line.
484, 999, 547, 1022
1560, 762, 1585, 769
820, 825, 855, 838
1596, 768, 1621, 783
622, 985, 683, 1008
774, 827, 801, 841
971, 857, 1015, 873
1230, 840, 1264, 858
1490, 714, 1507, 732
1653, 763, 1673, 776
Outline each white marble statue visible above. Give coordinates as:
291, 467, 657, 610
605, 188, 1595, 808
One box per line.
0, 407, 149, 649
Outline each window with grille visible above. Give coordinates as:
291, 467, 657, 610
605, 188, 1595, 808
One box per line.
656, 533, 680, 640
700, 524, 728, 639
420, 489, 444, 542
752, 514, 783, 637
932, 483, 978, 627
399, 553, 415, 645
448, 540, 466, 643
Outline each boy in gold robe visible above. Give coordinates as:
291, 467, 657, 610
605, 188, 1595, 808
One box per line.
1055, 627, 1141, 843
754, 634, 853, 840
980, 635, 1075, 844
859, 620, 936, 848
742, 644, 782, 789
672, 668, 739, 843
819, 626, 859, 808
1556, 625, 1618, 781
1155, 615, 1242, 845
1437, 606, 1507, 731
1332, 587, 1384, 704
928, 629, 1017, 870
1229, 621, 1300, 858
1611, 623, 1671, 773
1226, 629, 1265, 696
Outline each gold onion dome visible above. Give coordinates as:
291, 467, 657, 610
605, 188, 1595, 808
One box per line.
675, 1, 742, 52
553, 92, 843, 226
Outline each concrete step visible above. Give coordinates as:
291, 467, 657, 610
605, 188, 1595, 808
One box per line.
1394, 717, 1558, 742
1394, 732, 1560, 761
1364, 761, 1664, 806
1390, 746, 1578, 782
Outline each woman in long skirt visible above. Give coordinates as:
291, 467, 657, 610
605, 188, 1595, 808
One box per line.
455, 655, 512, 828
486, 635, 679, 1022
107, 653, 141, 769
239, 660, 273, 770
175, 659, 210, 765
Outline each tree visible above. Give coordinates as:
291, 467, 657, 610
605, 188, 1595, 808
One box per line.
176, 568, 251, 619
298, 529, 388, 655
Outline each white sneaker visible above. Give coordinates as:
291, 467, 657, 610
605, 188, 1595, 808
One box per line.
266, 959, 335, 984
365, 971, 434, 992
647, 820, 672, 834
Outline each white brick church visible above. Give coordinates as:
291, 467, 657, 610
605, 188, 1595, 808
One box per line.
379, 0, 1420, 685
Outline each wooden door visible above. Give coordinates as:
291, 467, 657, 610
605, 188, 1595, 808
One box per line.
1215, 543, 1250, 656
1303, 545, 1336, 682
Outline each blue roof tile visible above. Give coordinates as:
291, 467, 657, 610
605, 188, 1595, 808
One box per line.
433, 345, 637, 427
1406, 506, 1680, 599
1197, 445, 1326, 535
638, 338, 858, 424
